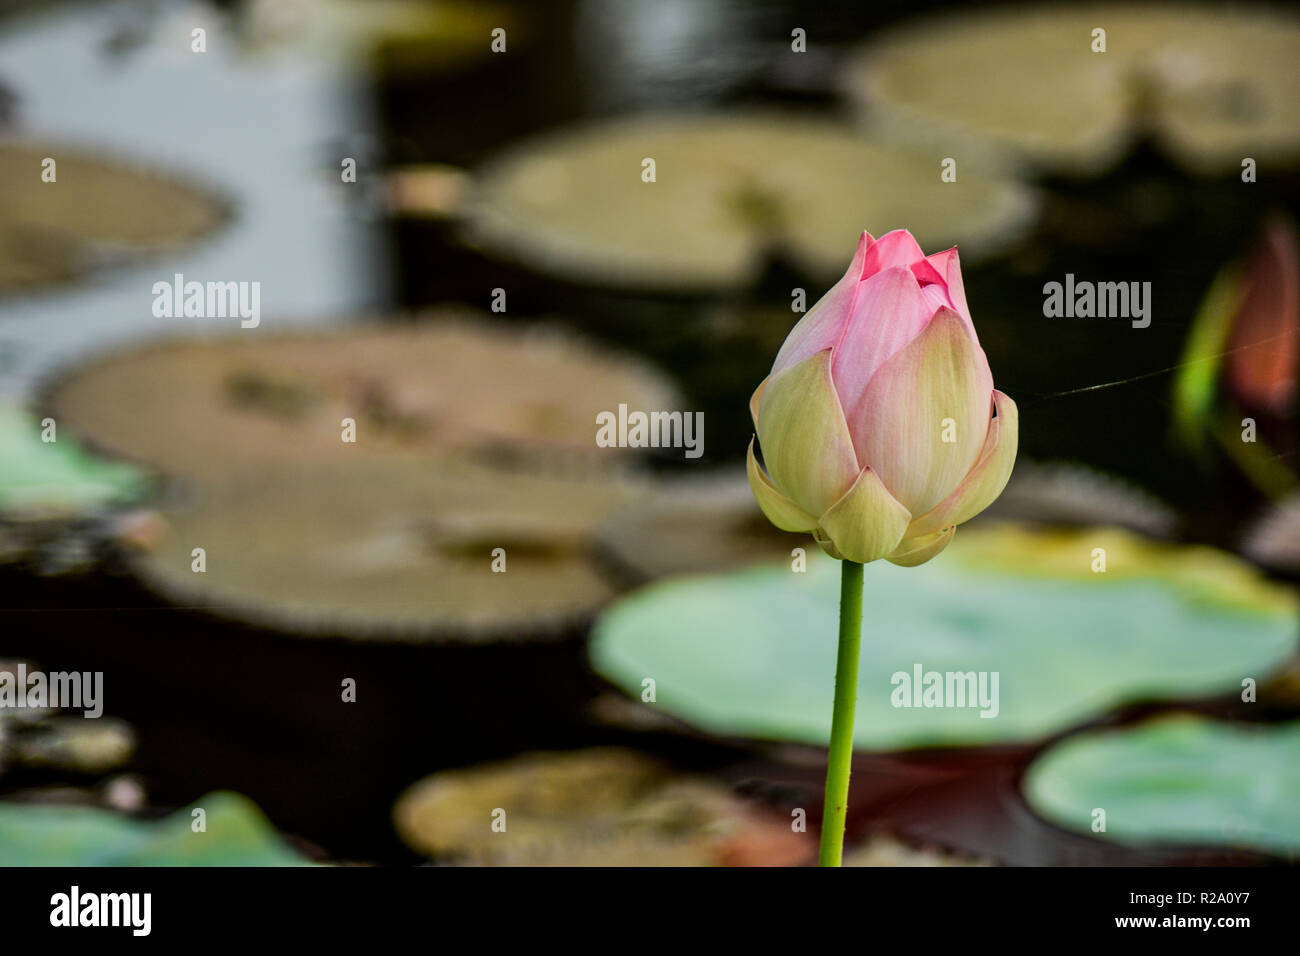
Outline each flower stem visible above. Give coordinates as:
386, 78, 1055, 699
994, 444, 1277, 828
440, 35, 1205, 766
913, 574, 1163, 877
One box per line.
819, 558, 863, 867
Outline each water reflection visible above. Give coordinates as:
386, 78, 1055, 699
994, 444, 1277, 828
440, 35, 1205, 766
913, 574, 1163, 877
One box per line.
0, 0, 388, 399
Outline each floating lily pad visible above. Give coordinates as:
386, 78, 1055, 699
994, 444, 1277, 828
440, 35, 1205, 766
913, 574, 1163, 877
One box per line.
393, 747, 812, 866
1241, 493, 1300, 575
594, 474, 797, 584
0, 405, 148, 517
466, 114, 1035, 290
845, 834, 993, 867
0, 660, 53, 728
0, 142, 225, 294
842, 4, 1300, 175
0, 790, 311, 865
12, 718, 135, 776
1024, 715, 1300, 856
45, 317, 676, 482
126, 458, 638, 640
590, 524, 1298, 750
359, 1, 521, 78
247, 0, 514, 75
957, 460, 1176, 537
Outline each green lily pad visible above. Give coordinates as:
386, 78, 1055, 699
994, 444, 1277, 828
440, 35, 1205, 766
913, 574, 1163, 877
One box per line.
0, 791, 312, 865
1024, 715, 1300, 856
0, 405, 148, 516
590, 524, 1298, 750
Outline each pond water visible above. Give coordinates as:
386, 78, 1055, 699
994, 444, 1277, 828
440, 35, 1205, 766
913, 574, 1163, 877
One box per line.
0, 0, 389, 400
0, 0, 1296, 867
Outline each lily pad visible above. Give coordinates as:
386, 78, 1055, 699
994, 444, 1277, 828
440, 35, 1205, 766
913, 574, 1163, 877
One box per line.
393, 747, 812, 866
0, 791, 311, 865
466, 113, 1035, 291
1242, 493, 1300, 575
845, 834, 993, 867
0, 404, 148, 517
842, 4, 1300, 175
594, 474, 798, 584
45, 316, 676, 483
0, 142, 226, 294
590, 524, 1298, 750
126, 458, 639, 640
977, 460, 1176, 537
247, 0, 516, 76
1023, 715, 1300, 856
12, 718, 135, 776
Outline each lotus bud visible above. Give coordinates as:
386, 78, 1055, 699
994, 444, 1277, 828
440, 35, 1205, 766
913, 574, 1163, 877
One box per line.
748, 229, 1018, 565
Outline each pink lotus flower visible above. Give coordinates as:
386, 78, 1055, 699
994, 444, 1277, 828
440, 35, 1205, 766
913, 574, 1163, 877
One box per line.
747, 229, 1018, 565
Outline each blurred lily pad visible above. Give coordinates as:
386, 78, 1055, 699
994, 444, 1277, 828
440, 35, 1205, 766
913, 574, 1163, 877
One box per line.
126, 458, 638, 640
466, 113, 1035, 291
845, 834, 993, 867
590, 524, 1298, 750
393, 747, 812, 866
244, 0, 518, 77
45, 316, 676, 482
0, 790, 311, 865
1024, 715, 1300, 856
0, 142, 225, 294
842, 4, 1300, 175
12, 718, 135, 776
1242, 493, 1300, 575
0, 404, 148, 517
594, 474, 797, 583
981, 460, 1176, 537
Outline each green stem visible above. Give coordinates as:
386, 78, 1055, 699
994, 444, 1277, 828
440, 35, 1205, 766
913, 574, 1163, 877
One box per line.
819, 559, 863, 867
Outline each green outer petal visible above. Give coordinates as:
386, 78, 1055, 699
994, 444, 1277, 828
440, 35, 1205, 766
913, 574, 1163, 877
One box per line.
849, 308, 992, 516
812, 528, 845, 560
887, 527, 955, 567
906, 390, 1019, 538
746, 438, 818, 532
816, 466, 911, 563
755, 349, 860, 517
